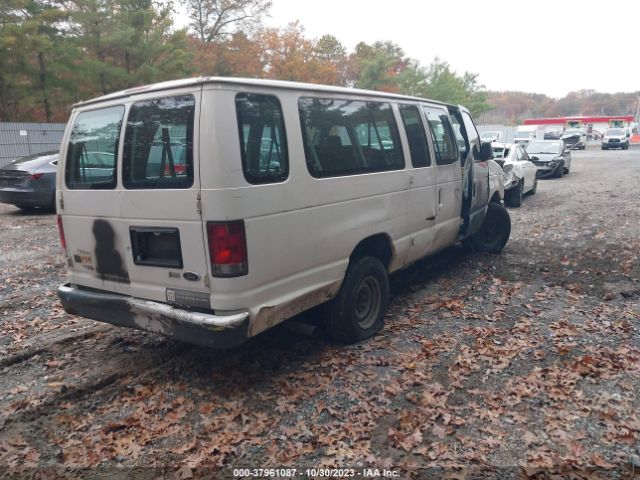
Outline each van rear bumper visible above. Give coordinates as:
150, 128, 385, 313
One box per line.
57, 283, 250, 349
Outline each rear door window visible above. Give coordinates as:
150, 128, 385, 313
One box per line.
122, 95, 195, 189
65, 105, 124, 189
235, 93, 289, 184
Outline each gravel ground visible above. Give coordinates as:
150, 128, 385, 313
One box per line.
0, 148, 639, 479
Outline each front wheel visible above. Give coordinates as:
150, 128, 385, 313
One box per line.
466, 202, 511, 253
553, 165, 564, 178
325, 256, 389, 343
507, 180, 523, 207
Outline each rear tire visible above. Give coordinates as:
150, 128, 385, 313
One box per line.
467, 202, 511, 253
325, 256, 389, 343
507, 180, 523, 207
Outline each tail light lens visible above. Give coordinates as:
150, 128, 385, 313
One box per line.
206, 221, 248, 277
30, 173, 44, 180
57, 215, 67, 251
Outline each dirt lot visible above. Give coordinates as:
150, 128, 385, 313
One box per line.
1, 148, 639, 479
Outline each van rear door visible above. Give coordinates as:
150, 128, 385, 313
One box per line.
61, 88, 210, 308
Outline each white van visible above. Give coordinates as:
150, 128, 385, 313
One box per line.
56, 77, 509, 348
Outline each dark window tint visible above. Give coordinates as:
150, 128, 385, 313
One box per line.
123, 95, 195, 189
298, 97, 404, 177
399, 105, 431, 167
235, 93, 288, 184
422, 107, 458, 165
65, 106, 124, 189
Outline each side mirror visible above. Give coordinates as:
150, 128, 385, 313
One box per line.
478, 142, 493, 161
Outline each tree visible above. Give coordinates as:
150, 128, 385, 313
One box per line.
184, 0, 271, 43
67, 0, 192, 99
0, 0, 70, 121
407, 58, 489, 117
349, 41, 408, 91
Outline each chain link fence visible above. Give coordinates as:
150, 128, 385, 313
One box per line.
0, 122, 66, 168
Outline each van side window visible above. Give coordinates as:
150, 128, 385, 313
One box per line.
65, 105, 124, 190
461, 111, 481, 161
422, 107, 458, 166
122, 95, 195, 189
235, 93, 288, 184
399, 104, 431, 167
298, 97, 404, 177
449, 113, 468, 157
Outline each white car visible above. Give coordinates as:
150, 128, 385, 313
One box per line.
561, 128, 587, 150
492, 142, 538, 207
480, 130, 502, 143
513, 130, 536, 146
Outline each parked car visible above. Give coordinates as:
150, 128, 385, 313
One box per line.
480, 130, 502, 142
601, 128, 629, 150
561, 128, 587, 150
56, 77, 510, 349
492, 142, 537, 207
525, 140, 571, 178
0, 151, 58, 210
513, 130, 536, 146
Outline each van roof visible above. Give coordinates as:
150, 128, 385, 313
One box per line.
73, 76, 453, 109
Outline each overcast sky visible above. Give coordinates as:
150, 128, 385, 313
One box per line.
176, 0, 640, 98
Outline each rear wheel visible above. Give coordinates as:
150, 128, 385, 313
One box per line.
325, 256, 389, 343
467, 202, 511, 253
507, 180, 523, 207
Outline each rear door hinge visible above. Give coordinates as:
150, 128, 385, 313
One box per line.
58, 191, 64, 210
203, 273, 210, 288
196, 192, 202, 215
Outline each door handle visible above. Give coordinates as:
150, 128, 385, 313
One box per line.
438, 189, 442, 205
426, 215, 436, 221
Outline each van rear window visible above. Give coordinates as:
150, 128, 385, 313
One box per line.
65, 105, 124, 190
123, 95, 195, 189
298, 97, 404, 177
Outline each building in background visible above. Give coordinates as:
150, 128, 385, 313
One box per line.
522, 115, 634, 140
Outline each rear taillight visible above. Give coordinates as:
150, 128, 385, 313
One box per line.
206, 221, 248, 277
30, 173, 44, 180
57, 215, 67, 251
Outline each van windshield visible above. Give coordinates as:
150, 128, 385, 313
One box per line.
122, 95, 195, 189
606, 128, 624, 136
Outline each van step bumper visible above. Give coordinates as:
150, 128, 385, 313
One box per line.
57, 283, 249, 349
